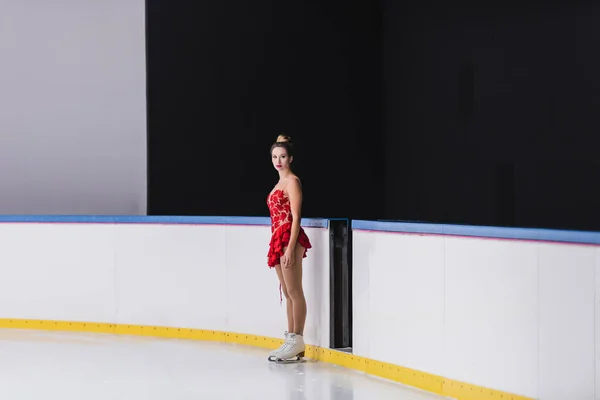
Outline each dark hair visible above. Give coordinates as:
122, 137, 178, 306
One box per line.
270, 134, 294, 157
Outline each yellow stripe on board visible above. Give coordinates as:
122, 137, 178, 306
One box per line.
0, 319, 533, 400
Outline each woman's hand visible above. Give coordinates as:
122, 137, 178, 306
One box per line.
282, 248, 295, 269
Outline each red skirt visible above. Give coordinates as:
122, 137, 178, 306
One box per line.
267, 223, 312, 267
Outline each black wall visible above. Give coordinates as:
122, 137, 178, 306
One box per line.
146, 0, 383, 220
383, 2, 600, 231
147, 1, 600, 231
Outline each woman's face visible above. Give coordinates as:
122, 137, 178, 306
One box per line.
272, 146, 292, 171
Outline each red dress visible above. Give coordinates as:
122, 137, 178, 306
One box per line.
266, 189, 312, 268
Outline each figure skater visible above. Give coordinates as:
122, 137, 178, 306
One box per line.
266, 135, 312, 362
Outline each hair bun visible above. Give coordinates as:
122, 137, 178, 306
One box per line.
276, 134, 292, 144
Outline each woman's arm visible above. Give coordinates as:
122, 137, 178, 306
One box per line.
284, 178, 303, 267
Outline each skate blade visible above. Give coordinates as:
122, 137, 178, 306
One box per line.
268, 355, 304, 363
274, 351, 306, 364
275, 357, 306, 364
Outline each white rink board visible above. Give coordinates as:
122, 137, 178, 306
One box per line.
0, 223, 118, 322
352, 221, 600, 400
0, 218, 330, 349
4, 214, 600, 399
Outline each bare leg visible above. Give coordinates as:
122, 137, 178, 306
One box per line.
274, 264, 294, 333
281, 243, 306, 336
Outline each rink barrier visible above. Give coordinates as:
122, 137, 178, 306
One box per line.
0, 215, 555, 400
0, 318, 532, 400
353, 219, 600, 400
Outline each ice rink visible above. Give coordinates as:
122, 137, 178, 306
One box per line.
0, 329, 449, 400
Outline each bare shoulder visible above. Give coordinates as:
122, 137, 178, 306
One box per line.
292, 174, 302, 185
287, 175, 302, 190
283, 176, 303, 199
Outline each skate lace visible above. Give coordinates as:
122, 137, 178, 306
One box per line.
279, 336, 296, 353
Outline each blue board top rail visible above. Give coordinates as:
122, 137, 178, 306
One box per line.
1, 215, 595, 245
352, 219, 600, 246
0, 215, 330, 228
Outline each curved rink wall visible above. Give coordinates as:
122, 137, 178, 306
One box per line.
1, 215, 598, 400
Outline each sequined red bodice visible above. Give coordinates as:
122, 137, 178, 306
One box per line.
265, 188, 312, 270
267, 189, 293, 234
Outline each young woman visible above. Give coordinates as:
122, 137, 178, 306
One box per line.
266, 135, 312, 362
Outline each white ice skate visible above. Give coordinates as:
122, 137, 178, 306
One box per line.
273, 333, 306, 364
267, 331, 290, 362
